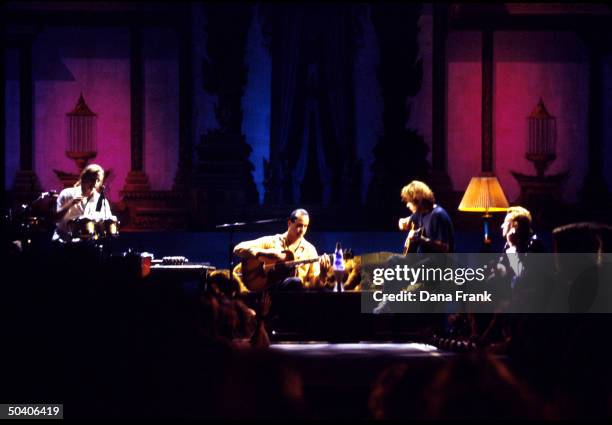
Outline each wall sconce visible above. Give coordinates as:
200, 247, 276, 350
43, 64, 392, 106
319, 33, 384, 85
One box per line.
526, 98, 556, 177
458, 174, 509, 246
510, 99, 567, 223
66, 93, 97, 171
54, 93, 98, 188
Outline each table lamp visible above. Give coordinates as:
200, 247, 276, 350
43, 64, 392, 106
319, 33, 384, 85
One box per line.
458, 175, 509, 246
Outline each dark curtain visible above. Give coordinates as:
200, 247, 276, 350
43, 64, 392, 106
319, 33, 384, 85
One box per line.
267, 4, 356, 206
267, 5, 304, 203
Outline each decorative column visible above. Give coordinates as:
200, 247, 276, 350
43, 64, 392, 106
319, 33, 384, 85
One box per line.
173, 5, 193, 193
12, 34, 42, 203
119, 25, 154, 230
122, 26, 151, 193
429, 3, 454, 206
481, 28, 493, 174
193, 3, 258, 226
119, 23, 189, 231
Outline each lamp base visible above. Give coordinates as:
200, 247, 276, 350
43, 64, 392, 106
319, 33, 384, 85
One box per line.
481, 216, 493, 253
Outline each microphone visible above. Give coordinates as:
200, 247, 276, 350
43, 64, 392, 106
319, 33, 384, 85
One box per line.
96, 185, 106, 212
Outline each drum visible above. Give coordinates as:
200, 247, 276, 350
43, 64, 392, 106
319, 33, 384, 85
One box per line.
68, 217, 96, 239
96, 218, 119, 238
26, 192, 58, 232
30, 191, 58, 221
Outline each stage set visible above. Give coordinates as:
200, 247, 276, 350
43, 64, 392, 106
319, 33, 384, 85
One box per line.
3, 2, 612, 421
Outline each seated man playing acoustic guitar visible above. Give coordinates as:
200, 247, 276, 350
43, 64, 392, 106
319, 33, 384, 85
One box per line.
233, 209, 330, 291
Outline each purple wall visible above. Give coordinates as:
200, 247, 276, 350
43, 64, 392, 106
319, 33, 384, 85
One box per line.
6, 6, 609, 209
446, 30, 591, 203
32, 27, 131, 202
15, 25, 182, 201
446, 31, 483, 195
494, 31, 589, 203
143, 27, 179, 191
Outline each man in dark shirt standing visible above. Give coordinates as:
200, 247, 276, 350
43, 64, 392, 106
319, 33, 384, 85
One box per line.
398, 180, 454, 254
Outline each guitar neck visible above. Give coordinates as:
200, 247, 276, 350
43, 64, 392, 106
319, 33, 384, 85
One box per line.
283, 255, 323, 268
261, 255, 322, 273
285, 250, 351, 267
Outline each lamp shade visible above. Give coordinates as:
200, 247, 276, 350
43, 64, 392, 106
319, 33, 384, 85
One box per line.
458, 176, 509, 213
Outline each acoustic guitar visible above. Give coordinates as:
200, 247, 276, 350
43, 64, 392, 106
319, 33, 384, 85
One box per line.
402, 220, 423, 255
241, 249, 353, 292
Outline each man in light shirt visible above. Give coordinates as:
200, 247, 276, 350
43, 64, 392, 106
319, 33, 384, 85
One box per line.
53, 163, 115, 242
233, 209, 330, 290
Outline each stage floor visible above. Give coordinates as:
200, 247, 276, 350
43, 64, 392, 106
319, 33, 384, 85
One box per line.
270, 341, 449, 358
252, 341, 461, 419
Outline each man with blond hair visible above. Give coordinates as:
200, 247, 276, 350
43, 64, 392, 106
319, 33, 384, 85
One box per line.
468, 205, 547, 342
497, 205, 544, 288
501, 206, 542, 254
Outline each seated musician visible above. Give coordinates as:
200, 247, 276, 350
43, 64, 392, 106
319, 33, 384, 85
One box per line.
501, 206, 543, 256
467, 206, 546, 345
374, 181, 454, 314
233, 209, 330, 291
398, 180, 454, 253
53, 163, 115, 242
496, 206, 547, 301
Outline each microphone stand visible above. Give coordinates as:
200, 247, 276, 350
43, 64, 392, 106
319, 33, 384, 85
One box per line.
95, 186, 105, 213
94, 186, 112, 259
215, 218, 284, 292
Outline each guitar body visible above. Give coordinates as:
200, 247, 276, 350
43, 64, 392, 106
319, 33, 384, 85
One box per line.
402, 221, 423, 255
240, 248, 354, 292
241, 250, 297, 292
